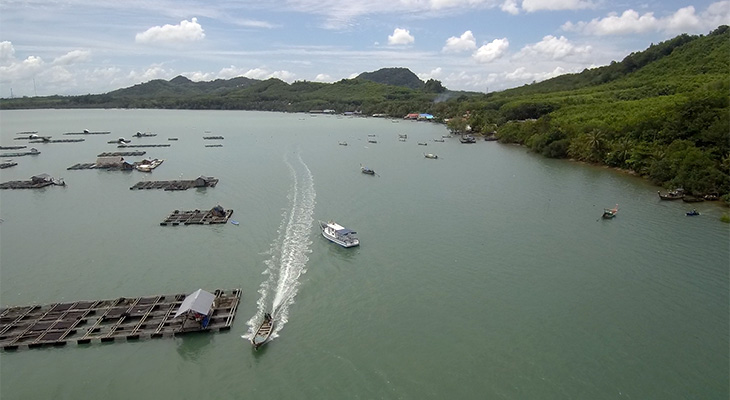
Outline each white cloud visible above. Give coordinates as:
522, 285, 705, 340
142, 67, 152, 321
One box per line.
664, 6, 702, 33
517, 35, 591, 60
241, 68, 296, 82
704, 1, 730, 28
0, 56, 45, 83
0, 41, 15, 64
562, 2, 730, 36
314, 73, 332, 82
562, 10, 658, 35
53, 50, 91, 66
128, 65, 175, 83
217, 65, 248, 79
39, 66, 74, 84
522, 0, 595, 12
504, 66, 568, 83
234, 19, 277, 29
418, 67, 444, 81
270, 70, 296, 81
135, 18, 205, 44
500, 0, 520, 15
473, 38, 509, 63
388, 28, 415, 45
442, 31, 477, 53
186, 71, 215, 81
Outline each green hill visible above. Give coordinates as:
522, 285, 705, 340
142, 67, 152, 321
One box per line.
449, 26, 729, 198
356, 67, 424, 90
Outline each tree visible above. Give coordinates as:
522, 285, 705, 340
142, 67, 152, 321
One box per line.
423, 79, 446, 93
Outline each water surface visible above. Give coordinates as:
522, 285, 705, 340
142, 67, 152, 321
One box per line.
1, 109, 727, 399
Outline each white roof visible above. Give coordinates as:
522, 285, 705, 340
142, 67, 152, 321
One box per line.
173, 289, 215, 318
327, 221, 346, 230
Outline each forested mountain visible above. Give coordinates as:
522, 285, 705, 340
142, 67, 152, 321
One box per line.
438, 26, 728, 199
106, 75, 258, 98
1, 27, 728, 200
356, 67, 425, 90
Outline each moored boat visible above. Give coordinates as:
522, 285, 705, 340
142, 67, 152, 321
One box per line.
361, 165, 375, 175
658, 188, 684, 200
424, 153, 438, 159
251, 313, 274, 350
319, 220, 359, 247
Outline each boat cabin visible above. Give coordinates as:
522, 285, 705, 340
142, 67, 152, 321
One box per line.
173, 289, 215, 331
31, 173, 52, 184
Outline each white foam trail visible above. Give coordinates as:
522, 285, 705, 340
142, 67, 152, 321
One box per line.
242, 152, 315, 342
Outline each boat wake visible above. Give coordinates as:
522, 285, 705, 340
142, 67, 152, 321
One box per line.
242, 152, 315, 343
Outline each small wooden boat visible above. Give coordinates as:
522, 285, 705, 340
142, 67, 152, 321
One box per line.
251, 313, 274, 350
424, 153, 438, 159
658, 188, 684, 200
602, 204, 618, 219
361, 165, 375, 175
338, 141, 348, 146
682, 196, 704, 203
686, 209, 700, 216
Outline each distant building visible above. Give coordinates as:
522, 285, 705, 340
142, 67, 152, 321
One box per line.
404, 113, 419, 120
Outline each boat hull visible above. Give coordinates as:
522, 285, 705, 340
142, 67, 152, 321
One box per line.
251, 316, 274, 350
321, 231, 360, 247
319, 221, 360, 248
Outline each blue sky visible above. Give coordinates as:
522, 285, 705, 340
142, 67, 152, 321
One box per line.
1, 0, 727, 97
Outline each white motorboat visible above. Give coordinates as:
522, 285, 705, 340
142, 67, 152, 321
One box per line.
319, 220, 360, 248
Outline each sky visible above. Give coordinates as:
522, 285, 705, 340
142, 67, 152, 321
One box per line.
0, 0, 728, 97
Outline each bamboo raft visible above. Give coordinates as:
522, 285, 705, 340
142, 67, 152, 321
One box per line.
0, 161, 18, 169
0, 150, 40, 157
203, 136, 224, 140
0, 288, 241, 351
130, 177, 218, 191
0, 180, 62, 189
63, 131, 111, 135
118, 144, 171, 148
97, 151, 146, 157
29, 138, 85, 143
160, 208, 233, 226
0, 146, 26, 150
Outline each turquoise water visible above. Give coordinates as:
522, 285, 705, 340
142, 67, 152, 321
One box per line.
1, 109, 728, 399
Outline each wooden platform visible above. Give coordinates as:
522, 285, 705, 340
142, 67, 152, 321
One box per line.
118, 144, 171, 148
0, 150, 40, 157
0, 180, 55, 189
130, 177, 218, 191
29, 138, 85, 143
98, 151, 146, 157
160, 208, 233, 226
0, 288, 241, 351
